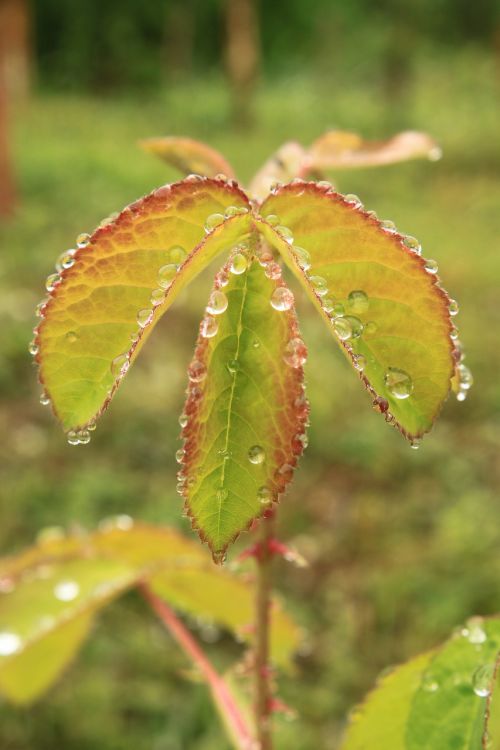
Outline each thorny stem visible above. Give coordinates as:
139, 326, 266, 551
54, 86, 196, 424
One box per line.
254, 511, 275, 750
140, 583, 255, 750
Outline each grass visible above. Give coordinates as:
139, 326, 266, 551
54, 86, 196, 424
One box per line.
0, 49, 499, 748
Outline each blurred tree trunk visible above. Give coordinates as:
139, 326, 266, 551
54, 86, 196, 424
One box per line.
224, 0, 260, 129
164, 4, 194, 81
0, 0, 31, 100
0, 71, 16, 217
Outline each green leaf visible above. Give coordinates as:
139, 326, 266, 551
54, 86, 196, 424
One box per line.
308, 130, 441, 170
178, 253, 309, 560
257, 182, 458, 440
0, 521, 301, 703
33, 177, 251, 433
341, 616, 500, 750
139, 136, 236, 179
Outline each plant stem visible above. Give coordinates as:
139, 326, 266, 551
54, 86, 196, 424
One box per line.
140, 583, 255, 750
254, 511, 275, 750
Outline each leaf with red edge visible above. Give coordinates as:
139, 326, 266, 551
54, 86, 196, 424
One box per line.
179, 251, 309, 560
309, 129, 441, 170
33, 177, 252, 434
139, 137, 236, 179
256, 182, 459, 441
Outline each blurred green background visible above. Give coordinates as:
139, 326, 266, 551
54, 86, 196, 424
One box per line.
0, 0, 499, 748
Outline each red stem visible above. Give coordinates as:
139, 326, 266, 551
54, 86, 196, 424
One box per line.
140, 583, 255, 750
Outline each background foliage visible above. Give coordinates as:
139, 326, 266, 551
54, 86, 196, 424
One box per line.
0, 1, 499, 748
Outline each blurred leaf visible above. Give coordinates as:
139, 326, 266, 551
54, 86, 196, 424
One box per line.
249, 141, 309, 201
179, 255, 309, 559
139, 137, 236, 179
257, 182, 457, 440
309, 130, 441, 170
341, 616, 500, 750
0, 522, 301, 703
34, 178, 251, 432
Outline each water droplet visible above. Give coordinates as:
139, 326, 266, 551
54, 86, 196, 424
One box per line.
54, 580, 80, 602
257, 486, 273, 505
402, 235, 421, 253
111, 353, 130, 378
205, 213, 225, 232
384, 368, 413, 399
56, 249, 76, 271
264, 214, 280, 227
45, 273, 60, 292
179, 413, 188, 428
270, 181, 283, 193
424, 259, 439, 274
472, 664, 495, 697
467, 616, 487, 644
293, 246, 311, 270
35, 298, 49, 317
410, 438, 421, 450
175, 449, 185, 464
169, 246, 187, 265
230, 253, 248, 275
331, 303, 345, 318
344, 193, 363, 208
151, 288, 165, 306
65, 330, 79, 344
39, 390, 51, 406
188, 360, 207, 383
206, 290, 228, 315
366, 210, 378, 220
76, 233, 91, 247
309, 276, 328, 297
136, 309, 152, 329
0, 631, 21, 656
458, 363, 473, 390
449, 299, 459, 316
67, 430, 79, 446
344, 316, 364, 339
364, 321, 377, 335
322, 297, 335, 313
218, 448, 232, 461
200, 316, 219, 338
380, 219, 396, 232
456, 390, 467, 402
276, 226, 294, 244
264, 262, 282, 281
28, 339, 39, 356
248, 445, 266, 464
333, 317, 353, 341
283, 337, 307, 368
316, 180, 331, 190
347, 290, 369, 314
226, 359, 239, 375
422, 674, 439, 693
353, 354, 366, 371
270, 287, 294, 311
78, 429, 91, 445
158, 263, 178, 289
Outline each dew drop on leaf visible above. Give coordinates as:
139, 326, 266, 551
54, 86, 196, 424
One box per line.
56, 250, 76, 271
158, 263, 178, 289
175, 449, 185, 464
293, 246, 311, 270
309, 276, 328, 297
179, 413, 188, 428
424, 259, 439, 274
188, 359, 207, 383
258, 486, 273, 505
449, 299, 459, 316
466, 616, 486, 644
200, 315, 219, 338
111, 353, 130, 378
380, 219, 396, 232
402, 235, 421, 253
230, 253, 248, 275
76, 233, 91, 247
333, 318, 353, 341
364, 320, 378, 335
283, 337, 307, 368
264, 214, 280, 227
270, 287, 294, 311
248, 445, 266, 464
168, 245, 187, 265
472, 664, 495, 697
45, 273, 60, 292
137, 307, 153, 328
226, 359, 239, 375
384, 367, 413, 399
206, 290, 228, 315
0, 632, 22, 656
151, 288, 165, 306
343, 316, 364, 339
65, 331, 79, 343
205, 213, 225, 232
344, 193, 363, 208
28, 340, 39, 356
331, 303, 345, 318
53, 580, 80, 602
347, 290, 369, 314
276, 225, 294, 244
39, 390, 51, 406
353, 354, 366, 371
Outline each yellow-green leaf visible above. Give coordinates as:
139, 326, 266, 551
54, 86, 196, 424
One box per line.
34, 177, 251, 432
257, 182, 457, 440
179, 253, 309, 559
